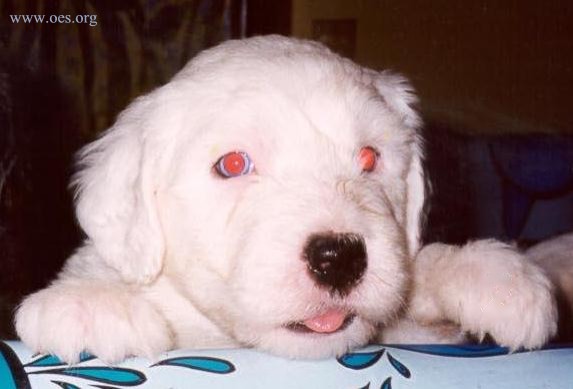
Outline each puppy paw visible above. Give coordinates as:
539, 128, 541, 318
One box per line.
15, 282, 173, 364
413, 240, 558, 350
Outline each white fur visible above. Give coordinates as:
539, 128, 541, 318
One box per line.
527, 232, 573, 337
15, 35, 557, 363
527, 233, 573, 301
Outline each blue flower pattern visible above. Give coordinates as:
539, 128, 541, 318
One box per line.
337, 348, 412, 388
1, 341, 236, 388
1, 341, 572, 388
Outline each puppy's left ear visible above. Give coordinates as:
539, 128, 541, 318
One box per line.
73, 96, 167, 284
374, 71, 425, 258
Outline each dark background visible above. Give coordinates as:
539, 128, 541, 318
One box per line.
1, 0, 572, 338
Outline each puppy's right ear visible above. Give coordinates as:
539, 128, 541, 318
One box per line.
73, 96, 166, 284
373, 71, 425, 258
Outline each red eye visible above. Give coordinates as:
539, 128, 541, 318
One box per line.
358, 146, 379, 172
214, 151, 255, 178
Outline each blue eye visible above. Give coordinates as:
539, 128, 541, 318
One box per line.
214, 151, 255, 178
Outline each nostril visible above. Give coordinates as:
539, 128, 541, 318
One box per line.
303, 232, 367, 295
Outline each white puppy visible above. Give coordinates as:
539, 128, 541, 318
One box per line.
15, 35, 557, 363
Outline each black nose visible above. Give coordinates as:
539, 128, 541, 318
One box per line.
303, 233, 367, 295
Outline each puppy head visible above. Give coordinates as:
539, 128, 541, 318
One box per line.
73, 35, 424, 357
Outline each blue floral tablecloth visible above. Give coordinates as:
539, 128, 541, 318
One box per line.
1, 341, 572, 388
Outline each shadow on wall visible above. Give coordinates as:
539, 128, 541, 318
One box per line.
423, 123, 573, 247
0, 64, 81, 338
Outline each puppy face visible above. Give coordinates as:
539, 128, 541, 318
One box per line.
74, 36, 424, 358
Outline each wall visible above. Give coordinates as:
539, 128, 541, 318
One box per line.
292, 0, 573, 134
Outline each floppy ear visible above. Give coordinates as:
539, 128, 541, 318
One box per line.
404, 140, 425, 257
73, 97, 165, 284
374, 71, 425, 258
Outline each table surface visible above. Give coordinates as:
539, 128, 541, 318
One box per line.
2, 341, 573, 389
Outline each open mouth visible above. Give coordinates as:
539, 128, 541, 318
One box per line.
285, 309, 356, 334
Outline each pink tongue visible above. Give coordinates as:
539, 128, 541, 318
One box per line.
302, 309, 347, 333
